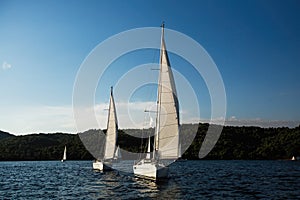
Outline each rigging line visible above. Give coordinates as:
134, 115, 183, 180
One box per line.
139, 114, 147, 160
149, 47, 160, 104
137, 48, 159, 159
137, 47, 160, 160
151, 46, 159, 68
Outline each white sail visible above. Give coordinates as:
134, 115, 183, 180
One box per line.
62, 146, 66, 161
104, 87, 118, 160
146, 136, 151, 159
155, 24, 180, 160
114, 145, 122, 159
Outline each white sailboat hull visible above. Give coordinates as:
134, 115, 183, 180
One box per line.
133, 159, 168, 180
93, 160, 103, 170
93, 160, 113, 171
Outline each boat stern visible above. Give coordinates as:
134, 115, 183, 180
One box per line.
93, 160, 104, 171
133, 160, 169, 180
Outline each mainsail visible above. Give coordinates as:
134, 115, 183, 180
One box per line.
155, 24, 180, 160
104, 87, 118, 160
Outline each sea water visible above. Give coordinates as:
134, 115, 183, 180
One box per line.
0, 160, 299, 199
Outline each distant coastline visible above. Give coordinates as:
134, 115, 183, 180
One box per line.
0, 123, 299, 161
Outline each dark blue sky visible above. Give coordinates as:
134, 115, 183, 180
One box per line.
0, 0, 299, 133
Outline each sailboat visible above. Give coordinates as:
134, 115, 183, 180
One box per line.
133, 23, 180, 180
114, 145, 122, 160
61, 146, 67, 162
93, 87, 119, 171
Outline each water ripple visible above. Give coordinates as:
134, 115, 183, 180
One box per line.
0, 160, 299, 199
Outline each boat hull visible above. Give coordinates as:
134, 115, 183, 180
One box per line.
133, 160, 168, 180
93, 160, 113, 171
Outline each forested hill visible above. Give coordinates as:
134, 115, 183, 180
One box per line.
185, 124, 300, 160
0, 130, 14, 140
0, 132, 93, 161
0, 123, 299, 161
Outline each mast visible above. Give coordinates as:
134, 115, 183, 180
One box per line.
154, 22, 165, 153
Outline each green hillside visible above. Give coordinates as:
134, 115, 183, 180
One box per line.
0, 132, 93, 161
184, 124, 300, 160
0, 130, 14, 140
0, 124, 299, 161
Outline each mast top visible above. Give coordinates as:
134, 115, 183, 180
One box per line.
110, 86, 113, 95
160, 22, 165, 43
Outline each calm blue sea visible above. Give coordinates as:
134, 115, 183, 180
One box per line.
0, 160, 299, 199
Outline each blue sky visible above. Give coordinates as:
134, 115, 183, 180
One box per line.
0, 0, 299, 134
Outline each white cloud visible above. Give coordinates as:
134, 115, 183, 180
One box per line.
0, 105, 76, 135
229, 116, 237, 120
2, 61, 12, 70
199, 117, 299, 128
1, 103, 299, 136
2, 101, 158, 134
224, 118, 299, 128
94, 101, 157, 130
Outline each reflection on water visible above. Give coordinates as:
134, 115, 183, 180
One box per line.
87, 161, 180, 199
132, 176, 182, 199
0, 160, 300, 199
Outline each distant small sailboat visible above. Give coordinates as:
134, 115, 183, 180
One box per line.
61, 146, 67, 162
133, 23, 180, 180
93, 87, 119, 171
114, 145, 122, 160
291, 156, 296, 161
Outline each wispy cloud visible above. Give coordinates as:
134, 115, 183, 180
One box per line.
2, 61, 12, 70
200, 116, 300, 128
0, 105, 75, 135
95, 101, 157, 130
225, 118, 300, 128
1, 104, 299, 135
0, 102, 158, 135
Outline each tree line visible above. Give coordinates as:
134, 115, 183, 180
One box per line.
0, 123, 299, 161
